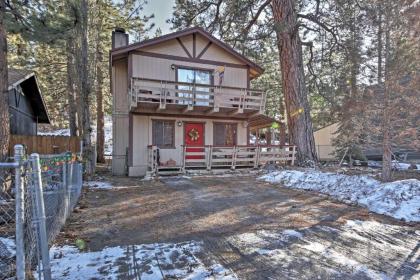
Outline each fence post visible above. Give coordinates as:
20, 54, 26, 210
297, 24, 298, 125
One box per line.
62, 161, 70, 222
14, 145, 25, 280
30, 153, 52, 280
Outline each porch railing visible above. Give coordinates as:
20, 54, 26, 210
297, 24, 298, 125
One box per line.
147, 145, 296, 175
130, 77, 266, 113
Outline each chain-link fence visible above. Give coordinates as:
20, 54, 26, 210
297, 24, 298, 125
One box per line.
0, 145, 83, 280
39, 154, 83, 245
0, 161, 16, 279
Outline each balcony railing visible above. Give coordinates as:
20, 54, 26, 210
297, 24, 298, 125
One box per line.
147, 145, 297, 176
130, 78, 266, 113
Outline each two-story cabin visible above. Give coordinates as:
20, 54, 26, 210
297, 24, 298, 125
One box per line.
110, 27, 295, 176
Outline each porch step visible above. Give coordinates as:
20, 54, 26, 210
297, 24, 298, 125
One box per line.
157, 166, 183, 176
157, 170, 183, 176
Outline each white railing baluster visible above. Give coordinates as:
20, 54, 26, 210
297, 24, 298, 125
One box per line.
182, 145, 186, 172
129, 78, 266, 112
208, 146, 213, 170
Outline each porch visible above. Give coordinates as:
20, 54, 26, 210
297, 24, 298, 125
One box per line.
130, 78, 266, 117
147, 145, 296, 176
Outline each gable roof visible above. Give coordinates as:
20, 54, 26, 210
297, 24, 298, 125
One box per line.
8, 68, 33, 88
8, 69, 50, 124
111, 27, 264, 76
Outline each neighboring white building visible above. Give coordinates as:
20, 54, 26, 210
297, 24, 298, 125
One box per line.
314, 122, 339, 161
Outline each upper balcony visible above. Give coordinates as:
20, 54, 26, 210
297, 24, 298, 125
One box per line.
130, 77, 266, 117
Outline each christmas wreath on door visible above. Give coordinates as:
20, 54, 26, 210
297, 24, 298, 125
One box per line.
188, 128, 200, 141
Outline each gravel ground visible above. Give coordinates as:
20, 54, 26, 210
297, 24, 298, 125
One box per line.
55, 171, 420, 279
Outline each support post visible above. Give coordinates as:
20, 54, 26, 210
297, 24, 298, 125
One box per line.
14, 145, 25, 280
30, 153, 52, 280
256, 146, 262, 167
254, 146, 259, 168
79, 140, 83, 158
231, 146, 237, 170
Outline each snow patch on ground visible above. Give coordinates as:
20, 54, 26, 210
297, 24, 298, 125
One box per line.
368, 160, 420, 170
227, 220, 416, 279
228, 229, 304, 256
43, 241, 236, 280
84, 181, 113, 190
259, 170, 420, 222
392, 161, 420, 171
282, 229, 303, 239
0, 237, 16, 257
38, 129, 71, 136
301, 240, 387, 279
0, 198, 10, 205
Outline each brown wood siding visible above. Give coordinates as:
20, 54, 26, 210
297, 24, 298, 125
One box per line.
132, 54, 247, 88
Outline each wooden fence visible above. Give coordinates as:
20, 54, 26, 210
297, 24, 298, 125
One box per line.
9, 135, 81, 155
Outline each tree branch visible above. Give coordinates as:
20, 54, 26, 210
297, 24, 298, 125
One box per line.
297, 13, 342, 48
243, 0, 272, 35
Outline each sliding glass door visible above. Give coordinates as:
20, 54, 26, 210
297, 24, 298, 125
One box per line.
177, 67, 212, 106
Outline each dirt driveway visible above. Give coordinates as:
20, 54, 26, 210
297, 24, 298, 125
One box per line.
57, 172, 419, 279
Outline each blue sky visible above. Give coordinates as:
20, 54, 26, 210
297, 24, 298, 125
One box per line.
142, 0, 175, 35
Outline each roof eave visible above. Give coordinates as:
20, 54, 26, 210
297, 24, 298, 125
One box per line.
33, 75, 51, 124
8, 72, 35, 90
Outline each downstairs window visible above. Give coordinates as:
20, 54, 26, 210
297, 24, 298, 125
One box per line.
152, 120, 175, 148
213, 123, 237, 146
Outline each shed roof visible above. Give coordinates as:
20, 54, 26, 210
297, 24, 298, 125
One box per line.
248, 114, 280, 130
111, 27, 264, 77
8, 68, 33, 87
8, 69, 50, 124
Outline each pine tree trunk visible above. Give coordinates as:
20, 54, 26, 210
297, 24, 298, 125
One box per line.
272, 0, 317, 163
78, 0, 94, 175
382, 74, 392, 181
377, 11, 383, 84
279, 122, 286, 146
382, 5, 392, 182
279, 92, 287, 145
96, 50, 105, 163
382, 99, 392, 181
0, 0, 9, 161
76, 79, 83, 133
66, 39, 78, 136
346, 8, 360, 161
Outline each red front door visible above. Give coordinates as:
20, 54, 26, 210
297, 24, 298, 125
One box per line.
185, 122, 205, 159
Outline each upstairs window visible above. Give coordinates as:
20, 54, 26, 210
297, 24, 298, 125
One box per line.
152, 120, 175, 148
213, 123, 237, 146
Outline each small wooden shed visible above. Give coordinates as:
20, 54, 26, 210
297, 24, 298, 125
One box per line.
8, 69, 50, 135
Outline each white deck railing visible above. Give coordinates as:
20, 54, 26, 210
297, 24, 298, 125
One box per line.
147, 145, 296, 175
131, 78, 266, 113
